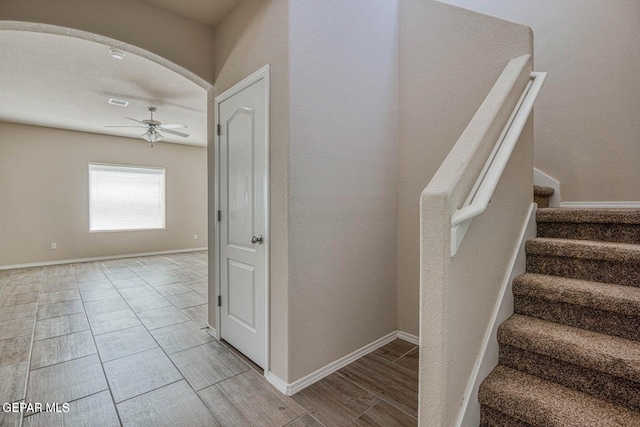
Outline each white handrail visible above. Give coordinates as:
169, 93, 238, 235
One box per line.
450, 71, 547, 256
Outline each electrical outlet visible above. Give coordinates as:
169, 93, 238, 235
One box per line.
50, 243, 57, 250
193, 234, 198, 240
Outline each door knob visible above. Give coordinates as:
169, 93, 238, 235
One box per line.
251, 235, 263, 244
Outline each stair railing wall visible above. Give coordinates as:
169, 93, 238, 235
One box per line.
419, 54, 541, 426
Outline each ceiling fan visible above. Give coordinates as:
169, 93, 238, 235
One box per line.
106, 106, 189, 145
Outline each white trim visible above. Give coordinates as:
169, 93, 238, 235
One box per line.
0, 247, 208, 270
265, 371, 290, 395
533, 168, 561, 207
213, 85, 222, 342
214, 64, 271, 374
266, 331, 415, 396
397, 331, 419, 346
286, 331, 397, 395
206, 325, 218, 339
560, 201, 640, 208
456, 203, 537, 427
263, 65, 272, 383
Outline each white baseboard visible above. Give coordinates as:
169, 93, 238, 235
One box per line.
560, 201, 640, 208
265, 371, 290, 395
397, 331, 419, 345
206, 325, 218, 339
0, 247, 208, 270
533, 168, 560, 207
456, 203, 537, 427
266, 330, 414, 396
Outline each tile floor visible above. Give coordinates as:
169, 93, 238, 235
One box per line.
0, 251, 418, 426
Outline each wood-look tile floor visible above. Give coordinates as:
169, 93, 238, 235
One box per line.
0, 252, 418, 426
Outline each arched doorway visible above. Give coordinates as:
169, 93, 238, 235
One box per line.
0, 22, 224, 426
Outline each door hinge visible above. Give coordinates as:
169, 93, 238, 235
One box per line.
216, 124, 221, 136
217, 210, 221, 222
217, 295, 222, 307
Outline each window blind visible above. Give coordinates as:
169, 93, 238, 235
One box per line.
89, 164, 165, 232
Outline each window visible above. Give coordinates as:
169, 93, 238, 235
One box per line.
89, 163, 165, 232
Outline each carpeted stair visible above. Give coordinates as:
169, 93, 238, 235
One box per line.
537, 208, 640, 243
534, 186, 555, 208
478, 205, 640, 426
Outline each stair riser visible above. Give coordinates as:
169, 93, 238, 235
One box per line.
480, 405, 534, 427
480, 364, 640, 425
499, 345, 640, 411
514, 296, 640, 342
534, 195, 551, 209
526, 255, 640, 288
537, 223, 640, 244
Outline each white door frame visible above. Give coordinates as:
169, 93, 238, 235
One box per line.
214, 65, 270, 375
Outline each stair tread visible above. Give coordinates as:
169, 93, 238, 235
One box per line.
480, 366, 640, 426
513, 273, 640, 317
534, 186, 555, 197
526, 237, 640, 261
499, 314, 640, 382
537, 208, 640, 224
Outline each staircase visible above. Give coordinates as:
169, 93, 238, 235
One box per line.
478, 190, 640, 426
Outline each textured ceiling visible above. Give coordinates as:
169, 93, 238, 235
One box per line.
140, 0, 241, 28
0, 31, 207, 147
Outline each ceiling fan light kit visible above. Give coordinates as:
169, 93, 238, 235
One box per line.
105, 106, 189, 146
142, 128, 163, 147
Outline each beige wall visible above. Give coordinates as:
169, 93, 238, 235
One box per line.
420, 54, 533, 425
0, 122, 208, 267
287, 0, 399, 381
214, 0, 533, 385
397, 0, 533, 336
211, 0, 290, 380
214, 0, 399, 383
0, 0, 215, 85
443, 0, 640, 202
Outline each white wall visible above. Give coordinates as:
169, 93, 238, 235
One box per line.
0, 122, 208, 267
288, 0, 399, 381
443, 0, 640, 202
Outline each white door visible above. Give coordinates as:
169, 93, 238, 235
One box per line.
217, 67, 269, 369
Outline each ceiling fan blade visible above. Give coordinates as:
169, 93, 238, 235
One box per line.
125, 117, 145, 124
105, 125, 147, 128
158, 127, 189, 138
159, 123, 187, 129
